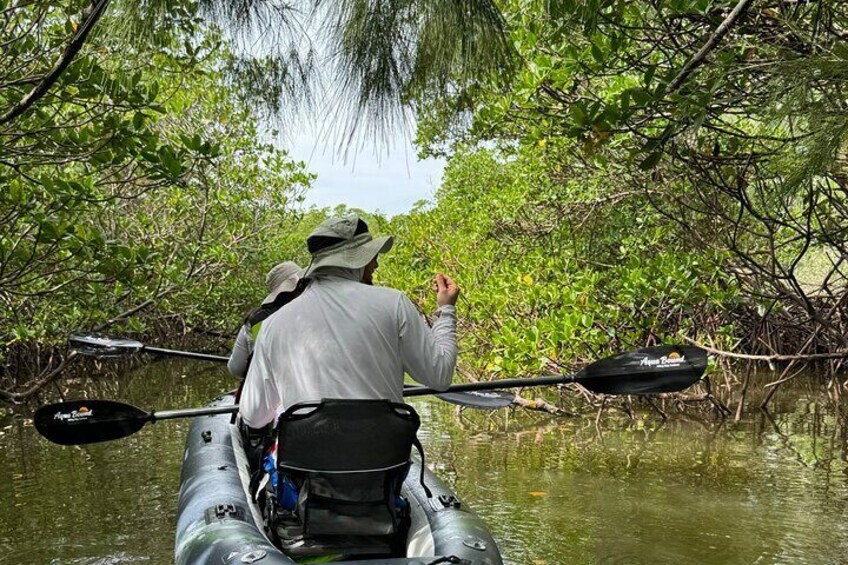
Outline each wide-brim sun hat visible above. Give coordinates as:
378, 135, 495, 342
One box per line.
303, 214, 393, 278
261, 261, 303, 305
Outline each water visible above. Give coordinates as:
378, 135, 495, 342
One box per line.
2, 361, 848, 564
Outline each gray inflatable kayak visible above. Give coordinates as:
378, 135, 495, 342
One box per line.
174, 395, 503, 564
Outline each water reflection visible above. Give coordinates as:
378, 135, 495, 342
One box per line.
2, 363, 848, 564
415, 394, 848, 564
0, 360, 233, 565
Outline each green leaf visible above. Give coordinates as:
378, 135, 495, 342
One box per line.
570, 104, 587, 125
590, 42, 604, 63
639, 151, 662, 170
158, 147, 183, 178
643, 65, 656, 87
631, 87, 653, 106
133, 112, 145, 130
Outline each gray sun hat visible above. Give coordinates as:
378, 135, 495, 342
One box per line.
261, 261, 303, 305
303, 214, 393, 278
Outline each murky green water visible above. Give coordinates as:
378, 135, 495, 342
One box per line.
2, 362, 848, 564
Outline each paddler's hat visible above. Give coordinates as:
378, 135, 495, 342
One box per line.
262, 261, 303, 305
303, 214, 393, 278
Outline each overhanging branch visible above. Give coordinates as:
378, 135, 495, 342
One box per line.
0, 0, 110, 126
663, 0, 756, 96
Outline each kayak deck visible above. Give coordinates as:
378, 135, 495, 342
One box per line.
175, 395, 503, 564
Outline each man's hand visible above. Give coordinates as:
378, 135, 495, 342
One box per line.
434, 273, 460, 307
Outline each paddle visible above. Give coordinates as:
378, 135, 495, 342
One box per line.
69, 334, 230, 363
67, 333, 514, 410
35, 345, 707, 446
404, 345, 709, 397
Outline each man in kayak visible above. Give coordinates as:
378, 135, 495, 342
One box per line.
230, 261, 303, 475
239, 213, 460, 428
228, 260, 303, 379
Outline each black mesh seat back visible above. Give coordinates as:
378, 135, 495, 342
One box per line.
275, 399, 420, 538
276, 399, 420, 473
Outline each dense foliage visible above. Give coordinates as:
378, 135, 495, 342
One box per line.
407, 0, 848, 375
380, 145, 737, 379
0, 2, 311, 394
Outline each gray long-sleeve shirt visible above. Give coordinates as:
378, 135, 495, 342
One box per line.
227, 325, 253, 378
240, 273, 457, 428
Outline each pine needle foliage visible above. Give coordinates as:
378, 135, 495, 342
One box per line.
102, 0, 515, 141
318, 0, 514, 143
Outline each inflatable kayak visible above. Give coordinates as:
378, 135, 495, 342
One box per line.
174, 395, 503, 564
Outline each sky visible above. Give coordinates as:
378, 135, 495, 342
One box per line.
283, 128, 446, 217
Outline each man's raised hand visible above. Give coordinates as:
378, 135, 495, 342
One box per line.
434, 273, 460, 307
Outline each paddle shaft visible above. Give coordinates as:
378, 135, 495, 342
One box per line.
145, 378, 572, 420
142, 346, 229, 363
153, 405, 237, 420
403, 375, 573, 397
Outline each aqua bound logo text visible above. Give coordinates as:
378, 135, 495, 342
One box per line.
639, 352, 686, 368
53, 406, 94, 422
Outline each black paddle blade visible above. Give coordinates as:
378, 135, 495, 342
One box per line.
68, 334, 144, 358
436, 390, 514, 409
575, 345, 707, 395
34, 400, 149, 445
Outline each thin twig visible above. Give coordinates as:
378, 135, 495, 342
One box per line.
0, 352, 79, 403
663, 0, 756, 96
684, 336, 848, 362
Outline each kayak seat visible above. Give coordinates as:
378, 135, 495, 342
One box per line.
274, 399, 420, 557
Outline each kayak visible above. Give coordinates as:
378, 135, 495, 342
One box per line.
174, 394, 503, 564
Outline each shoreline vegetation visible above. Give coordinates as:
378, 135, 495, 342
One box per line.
3, 2, 847, 415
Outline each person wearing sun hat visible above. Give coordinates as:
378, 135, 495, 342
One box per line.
227, 261, 303, 379
300, 213, 393, 281
239, 213, 461, 429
